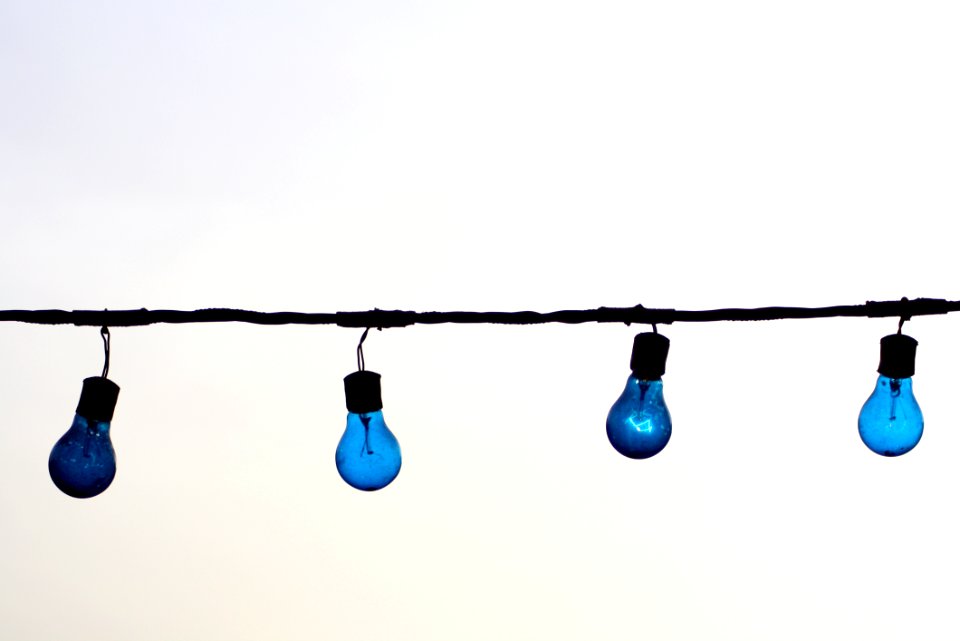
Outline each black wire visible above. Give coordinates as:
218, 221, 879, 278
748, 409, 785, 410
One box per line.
0, 298, 955, 328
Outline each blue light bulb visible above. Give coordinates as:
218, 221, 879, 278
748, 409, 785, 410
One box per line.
336, 371, 401, 491
858, 333, 923, 457
607, 376, 672, 459
336, 410, 401, 491
49, 377, 120, 498
607, 332, 672, 459
858, 376, 923, 456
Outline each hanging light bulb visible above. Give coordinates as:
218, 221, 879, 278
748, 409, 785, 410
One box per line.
607, 331, 672, 459
858, 333, 923, 456
335, 329, 401, 491
49, 327, 120, 498
336, 370, 402, 490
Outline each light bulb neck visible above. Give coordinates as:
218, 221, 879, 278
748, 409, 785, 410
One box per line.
630, 332, 669, 380
75, 376, 120, 422
344, 370, 383, 413
878, 333, 918, 379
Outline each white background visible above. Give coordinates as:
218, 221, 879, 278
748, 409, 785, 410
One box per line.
1, 1, 959, 639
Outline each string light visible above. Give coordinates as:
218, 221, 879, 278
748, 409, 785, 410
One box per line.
606, 330, 672, 459
48, 327, 121, 498
858, 322, 923, 457
335, 329, 402, 491
0, 297, 948, 497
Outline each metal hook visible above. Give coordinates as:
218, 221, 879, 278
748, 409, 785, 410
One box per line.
357, 327, 371, 371
897, 297, 911, 335
100, 325, 111, 378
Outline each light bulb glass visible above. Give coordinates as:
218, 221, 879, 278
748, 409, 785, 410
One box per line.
858, 375, 923, 456
49, 413, 116, 498
335, 410, 401, 491
607, 375, 672, 459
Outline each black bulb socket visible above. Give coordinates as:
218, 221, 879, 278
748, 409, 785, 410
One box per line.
878, 333, 918, 379
630, 332, 670, 381
344, 370, 383, 413
75, 376, 121, 422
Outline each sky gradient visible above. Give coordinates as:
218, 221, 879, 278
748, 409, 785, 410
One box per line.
2, 1, 959, 639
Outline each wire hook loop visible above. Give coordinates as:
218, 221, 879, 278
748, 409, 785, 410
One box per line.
100, 325, 111, 378
897, 297, 911, 335
357, 327, 371, 371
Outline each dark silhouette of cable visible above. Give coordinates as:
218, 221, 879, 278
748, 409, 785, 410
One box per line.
0, 298, 955, 328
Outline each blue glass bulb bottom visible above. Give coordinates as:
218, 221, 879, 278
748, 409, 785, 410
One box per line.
335, 411, 402, 491
858, 375, 923, 457
49, 414, 116, 498
607, 376, 672, 459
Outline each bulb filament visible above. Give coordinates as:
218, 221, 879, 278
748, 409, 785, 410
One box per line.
638, 380, 649, 402
360, 414, 374, 456
889, 378, 902, 422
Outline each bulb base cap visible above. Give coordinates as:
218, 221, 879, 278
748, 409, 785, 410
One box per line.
878, 334, 918, 379
75, 376, 120, 422
344, 371, 383, 413
630, 332, 670, 380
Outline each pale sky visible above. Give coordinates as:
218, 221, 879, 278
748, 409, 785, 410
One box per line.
1, 2, 959, 640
